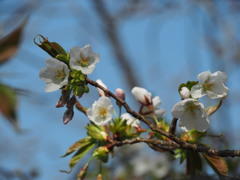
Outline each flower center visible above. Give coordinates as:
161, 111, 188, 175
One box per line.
55, 69, 66, 80
98, 107, 108, 118
79, 55, 89, 67
203, 83, 213, 91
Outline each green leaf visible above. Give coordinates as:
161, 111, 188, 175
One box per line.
186, 150, 202, 175
203, 153, 228, 176
0, 84, 20, 131
68, 141, 96, 171
34, 34, 67, 58
205, 99, 222, 116
178, 81, 198, 93
61, 136, 93, 157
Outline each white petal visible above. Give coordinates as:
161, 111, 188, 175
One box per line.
96, 79, 107, 96
180, 87, 190, 99
131, 87, 152, 105
152, 96, 161, 107
45, 83, 60, 92
154, 108, 165, 118
171, 99, 192, 118
198, 71, 211, 82
190, 84, 205, 99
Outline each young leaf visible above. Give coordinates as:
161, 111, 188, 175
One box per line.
205, 99, 222, 116
68, 141, 96, 172
61, 136, 93, 157
34, 34, 67, 58
203, 153, 228, 176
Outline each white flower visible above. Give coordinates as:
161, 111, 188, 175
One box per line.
86, 96, 113, 126
191, 71, 228, 99
142, 96, 165, 118
39, 58, 69, 92
171, 98, 209, 132
121, 113, 140, 128
96, 79, 107, 96
180, 87, 190, 99
69, 45, 99, 74
131, 87, 152, 105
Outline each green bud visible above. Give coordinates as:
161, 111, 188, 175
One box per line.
93, 146, 109, 163
187, 129, 206, 143
86, 124, 108, 141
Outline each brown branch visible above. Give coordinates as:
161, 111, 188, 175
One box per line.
169, 118, 178, 135
109, 137, 240, 157
86, 78, 240, 157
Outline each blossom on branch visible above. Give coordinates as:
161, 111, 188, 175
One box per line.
121, 113, 140, 128
191, 71, 228, 99
86, 96, 113, 126
96, 79, 108, 96
69, 45, 99, 74
131, 87, 152, 105
142, 96, 165, 118
171, 98, 209, 132
39, 58, 69, 92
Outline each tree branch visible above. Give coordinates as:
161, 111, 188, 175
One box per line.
86, 77, 240, 157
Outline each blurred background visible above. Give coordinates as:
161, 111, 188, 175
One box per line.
1, 0, 240, 179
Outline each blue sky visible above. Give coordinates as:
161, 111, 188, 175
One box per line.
1, 0, 240, 179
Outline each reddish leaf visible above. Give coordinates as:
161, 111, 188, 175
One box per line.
203, 153, 228, 176
0, 19, 27, 64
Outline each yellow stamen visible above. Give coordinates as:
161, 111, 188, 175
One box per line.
55, 70, 65, 80
98, 107, 107, 118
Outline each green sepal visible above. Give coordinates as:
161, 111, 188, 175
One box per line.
187, 129, 207, 143
86, 123, 108, 141
55, 53, 70, 64
205, 99, 223, 116
61, 136, 93, 157
93, 146, 109, 163
34, 34, 67, 58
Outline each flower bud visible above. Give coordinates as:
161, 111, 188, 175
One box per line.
115, 88, 125, 100
63, 108, 74, 124
96, 79, 107, 97
180, 87, 190, 99
131, 87, 152, 105
93, 146, 109, 163
97, 174, 103, 180
77, 163, 89, 180
66, 95, 76, 109
56, 89, 71, 108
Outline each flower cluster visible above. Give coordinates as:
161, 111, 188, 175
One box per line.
172, 71, 228, 132
36, 35, 231, 180
40, 45, 99, 92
